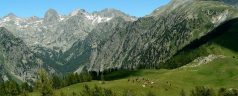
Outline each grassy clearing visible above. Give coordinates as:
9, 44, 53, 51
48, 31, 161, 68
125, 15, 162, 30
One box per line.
30, 52, 238, 96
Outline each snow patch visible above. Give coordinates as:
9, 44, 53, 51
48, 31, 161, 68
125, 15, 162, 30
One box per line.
59, 15, 65, 21
69, 9, 112, 24
3, 17, 11, 22
83, 13, 112, 24
91, 15, 112, 24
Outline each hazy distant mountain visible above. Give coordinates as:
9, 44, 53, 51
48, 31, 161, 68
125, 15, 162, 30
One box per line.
0, 8, 136, 52
0, 8, 136, 81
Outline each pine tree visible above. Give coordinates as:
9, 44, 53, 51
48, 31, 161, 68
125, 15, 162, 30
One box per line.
21, 82, 33, 92
190, 86, 215, 96
36, 68, 54, 96
0, 81, 21, 96
180, 89, 186, 96
52, 74, 62, 89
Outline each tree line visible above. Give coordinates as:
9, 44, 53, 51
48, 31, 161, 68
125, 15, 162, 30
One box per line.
0, 68, 92, 96
0, 81, 33, 96
0, 69, 237, 96
36, 68, 92, 96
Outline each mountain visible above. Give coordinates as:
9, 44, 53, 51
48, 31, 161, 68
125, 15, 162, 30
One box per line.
30, 17, 238, 95
163, 17, 238, 68
0, 8, 136, 52
0, 27, 39, 83
93, 8, 136, 21
43, 9, 60, 25
1, 0, 238, 82
0, 8, 136, 74
84, 0, 238, 72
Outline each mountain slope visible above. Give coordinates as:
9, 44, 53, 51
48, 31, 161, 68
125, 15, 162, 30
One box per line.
0, 8, 136, 74
31, 17, 238, 96
1, 0, 238, 81
0, 8, 136, 52
85, 0, 238, 72
0, 27, 39, 83
31, 0, 238, 73
164, 17, 238, 68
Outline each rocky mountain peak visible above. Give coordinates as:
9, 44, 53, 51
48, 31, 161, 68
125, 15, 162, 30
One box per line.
43, 8, 60, 24
28, 16, 40, 21
4, 13, 17, 18
2, 13, 18, 22
94, 8, 137, 21
70, 9, 88, 16
95, 8, 126, 17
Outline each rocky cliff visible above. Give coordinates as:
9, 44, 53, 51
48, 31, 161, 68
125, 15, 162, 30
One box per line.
0, 27, 39, 83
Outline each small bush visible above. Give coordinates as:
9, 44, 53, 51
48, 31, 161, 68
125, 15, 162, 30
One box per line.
180, 89, 186, 96
122, 89, 136, 96
190, 86, 215, 96
80, 84, 115, 96
146, 91, 156, 96
218, 88, 238, 96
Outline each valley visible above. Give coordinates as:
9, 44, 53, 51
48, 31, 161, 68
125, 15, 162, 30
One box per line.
30, 15, 238, 96
0, 0, 238, 96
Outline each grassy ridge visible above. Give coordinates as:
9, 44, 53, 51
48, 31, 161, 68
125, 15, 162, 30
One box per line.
162, 18, 238, 69
30, 54, 238, 96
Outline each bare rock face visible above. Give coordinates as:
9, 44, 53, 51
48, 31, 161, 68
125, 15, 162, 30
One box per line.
0, 8, 136, 76
43, 9, 60, 25
0, 27, 39, 83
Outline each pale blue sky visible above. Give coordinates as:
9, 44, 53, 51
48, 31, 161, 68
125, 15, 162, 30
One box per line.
0, 0, 170, 18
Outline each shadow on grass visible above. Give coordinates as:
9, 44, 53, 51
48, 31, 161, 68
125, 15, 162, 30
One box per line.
91, 70, 141, 81
163, 18, 238, 69
104, 70, 142, 81
93, 18, 238, 80
181, 18, 238, 52
213, 22, 238, 52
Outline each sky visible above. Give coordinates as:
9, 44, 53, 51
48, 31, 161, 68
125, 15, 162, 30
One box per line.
0, 0, 170, 18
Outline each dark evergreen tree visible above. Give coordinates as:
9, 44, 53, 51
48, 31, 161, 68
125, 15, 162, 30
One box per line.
146, 91, 156, 96
80, 84, 115, 96
36, 68, 54, 96
0, 80, 21, 96
21, 82, 33, 92
180, 89, 186, 96
52, 74, 62, 89
218, 88, 238, 96
190, 86, 215, 96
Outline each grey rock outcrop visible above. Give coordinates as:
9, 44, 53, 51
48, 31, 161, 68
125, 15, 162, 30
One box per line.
43, 9, 60, 25
0, 27, 39, 83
